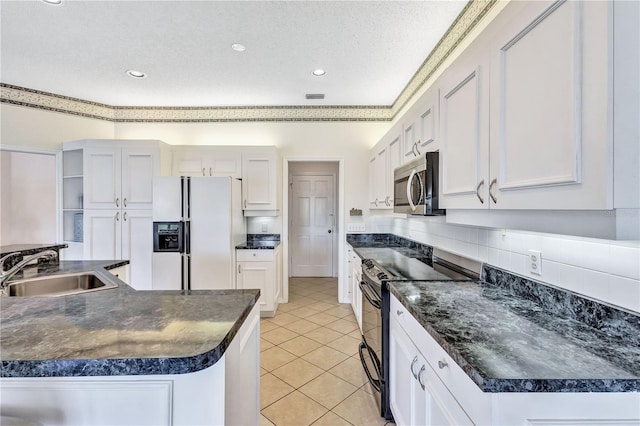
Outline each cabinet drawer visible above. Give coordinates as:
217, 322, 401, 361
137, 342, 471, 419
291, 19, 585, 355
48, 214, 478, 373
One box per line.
236, 249, 274, 262
391, 294, 491, 424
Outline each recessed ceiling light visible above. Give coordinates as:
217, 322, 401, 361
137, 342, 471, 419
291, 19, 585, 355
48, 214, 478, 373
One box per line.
231, 43, 246, 52
127, 70, 147, 79
312, 69, 326, 76
41, 0, 62, 4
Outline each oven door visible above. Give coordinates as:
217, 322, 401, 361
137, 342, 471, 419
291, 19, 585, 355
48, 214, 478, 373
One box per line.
359, 269, 384, 412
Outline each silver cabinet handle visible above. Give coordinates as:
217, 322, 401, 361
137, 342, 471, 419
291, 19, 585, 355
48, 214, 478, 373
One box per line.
123, 198, 127, 207
438, 360, 449, 369
489, 178, 497, 204
244, 200, 247, 209
476, 179, 485, 204
123, 212, 127, 221
202, 168, 205, 176
116, 212, 120, 221
374, 198, 378, 207
238, 264, 241, 274
412, 142, 418, 157
410, 356, 419, 379
396, 310, 404, 316
209, 167, 212, 176
385, 196, 390, 207
415, 140, 421, 156
115, 197, 120, 207
418, 365, 426, 390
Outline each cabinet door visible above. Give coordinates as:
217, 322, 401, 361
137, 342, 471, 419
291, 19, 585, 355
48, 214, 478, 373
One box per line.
389, 315, 418, 426
416, 94, 438, 154
84, 148, 121, 209
403, 121, 418, 163
83, 209, 121, 260
121, 147, 158, 210
237, 261, 273, 311
439, 48, 490, 209
208, 152, 242, 178
121, 210, 153, 290
274, 247, 282, 304
387, 134, 402, 205
488, 0, 611, 209
242, 153, 277, 210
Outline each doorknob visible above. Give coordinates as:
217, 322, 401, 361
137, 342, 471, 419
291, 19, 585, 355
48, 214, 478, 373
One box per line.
328, 229, 332, 234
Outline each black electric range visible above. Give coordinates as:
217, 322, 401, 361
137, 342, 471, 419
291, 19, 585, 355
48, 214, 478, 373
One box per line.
357, 247, 482, 421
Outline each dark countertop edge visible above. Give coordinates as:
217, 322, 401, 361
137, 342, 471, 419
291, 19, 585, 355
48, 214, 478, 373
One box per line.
0, 243, 69, 257
388, 284, 640, 393
0, 261, 260, 378
236, 241, 281, 250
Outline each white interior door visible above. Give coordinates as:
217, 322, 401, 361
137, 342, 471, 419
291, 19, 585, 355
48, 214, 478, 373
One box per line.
290, 175, 335, 277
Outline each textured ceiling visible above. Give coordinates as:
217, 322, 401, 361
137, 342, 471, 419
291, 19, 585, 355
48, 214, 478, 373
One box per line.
0, 0, 467, 107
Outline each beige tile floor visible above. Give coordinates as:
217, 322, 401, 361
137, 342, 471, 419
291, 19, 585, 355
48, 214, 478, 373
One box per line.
260, 277, 394, 426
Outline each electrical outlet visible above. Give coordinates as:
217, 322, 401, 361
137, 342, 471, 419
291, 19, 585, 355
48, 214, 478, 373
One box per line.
529, 250, 542, 275
261, 223, 268, 233
347, 223, 365, 232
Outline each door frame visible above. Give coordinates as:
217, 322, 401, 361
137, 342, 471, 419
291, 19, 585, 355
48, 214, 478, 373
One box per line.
288, 172, 337, 278
282, 158, 346, 304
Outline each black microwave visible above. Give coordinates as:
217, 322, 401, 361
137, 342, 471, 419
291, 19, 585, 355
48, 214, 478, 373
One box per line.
393, 152, 445, 215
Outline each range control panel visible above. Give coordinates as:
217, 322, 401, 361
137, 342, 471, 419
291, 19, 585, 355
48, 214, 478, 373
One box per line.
153, 222, 183, 252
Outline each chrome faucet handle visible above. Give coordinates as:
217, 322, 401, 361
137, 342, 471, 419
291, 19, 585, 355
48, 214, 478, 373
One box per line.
0, 252, 22, 273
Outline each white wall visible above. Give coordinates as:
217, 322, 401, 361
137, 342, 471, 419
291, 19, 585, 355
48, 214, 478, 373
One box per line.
0, 151, 57, 245
1, 104, 115, 150
370, 215, 640, 314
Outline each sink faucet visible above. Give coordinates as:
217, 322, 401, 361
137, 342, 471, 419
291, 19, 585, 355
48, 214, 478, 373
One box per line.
0, 250, 58, 290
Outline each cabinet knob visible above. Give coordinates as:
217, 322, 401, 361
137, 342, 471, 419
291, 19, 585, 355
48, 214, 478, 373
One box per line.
396, 310, 404, 316
438, 360, 448, 369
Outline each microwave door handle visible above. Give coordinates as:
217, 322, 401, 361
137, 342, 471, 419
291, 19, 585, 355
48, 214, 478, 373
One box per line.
416, 171, 425, 205
407, 169, 418, 212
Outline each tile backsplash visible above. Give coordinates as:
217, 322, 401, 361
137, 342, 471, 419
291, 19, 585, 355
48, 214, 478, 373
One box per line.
370, 215, 640, 313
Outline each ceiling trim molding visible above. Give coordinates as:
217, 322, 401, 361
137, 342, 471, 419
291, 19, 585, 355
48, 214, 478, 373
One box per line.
390, 0, 498, 116
0, 0, 498, 123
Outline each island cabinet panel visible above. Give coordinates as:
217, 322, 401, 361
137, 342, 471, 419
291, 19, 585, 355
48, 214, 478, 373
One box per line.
0, 380, 173, 425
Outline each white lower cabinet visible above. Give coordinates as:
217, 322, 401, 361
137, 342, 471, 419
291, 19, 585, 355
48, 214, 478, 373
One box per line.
236, 247, 281, 316
390, 314, 473, 426
84, 209, 153, 290
0, 303, 260, 426
389, 294, 640, 425
348, 246, 362, 332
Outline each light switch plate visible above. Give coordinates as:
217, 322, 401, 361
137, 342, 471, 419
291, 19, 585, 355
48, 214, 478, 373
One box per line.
529, 249, 542, 275
347, 223, 365, 232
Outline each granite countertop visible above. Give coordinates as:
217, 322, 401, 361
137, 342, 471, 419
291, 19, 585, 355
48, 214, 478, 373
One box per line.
236, 240, 281, 250
236, 233, 281, 250
389, 275, 640, 393
0, 261, 260, 378
0, 243, 68, 257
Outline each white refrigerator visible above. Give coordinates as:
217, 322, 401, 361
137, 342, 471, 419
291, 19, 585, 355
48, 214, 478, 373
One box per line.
152, 176, 245, 290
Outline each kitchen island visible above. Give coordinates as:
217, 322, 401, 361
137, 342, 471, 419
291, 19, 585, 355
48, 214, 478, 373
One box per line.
0, 260, 260, 425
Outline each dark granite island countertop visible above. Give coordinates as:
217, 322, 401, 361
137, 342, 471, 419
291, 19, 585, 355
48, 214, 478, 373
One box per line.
388, 271, 640, 393
0, 243, 68, 257
0, 260, 260, 378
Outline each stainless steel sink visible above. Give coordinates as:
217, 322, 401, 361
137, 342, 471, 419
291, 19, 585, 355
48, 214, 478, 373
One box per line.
6, 272, 117, 297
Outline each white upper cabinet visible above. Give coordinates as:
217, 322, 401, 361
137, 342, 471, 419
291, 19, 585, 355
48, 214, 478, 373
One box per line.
242, 150, 277, 213
369, 127, 401, 210
84, 143, 160, 210
172, 146, 242, 178
403, 89, 440, 164
439, 44, 491, 210
487, 0, 611, 209
437, 0, 638, 213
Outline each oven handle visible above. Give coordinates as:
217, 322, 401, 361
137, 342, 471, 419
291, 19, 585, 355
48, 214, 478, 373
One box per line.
359, 280, 382, 310
359, 342, 382, 393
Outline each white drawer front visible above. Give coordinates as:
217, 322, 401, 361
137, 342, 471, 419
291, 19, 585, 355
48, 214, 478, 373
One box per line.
236, 249, 274, 262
